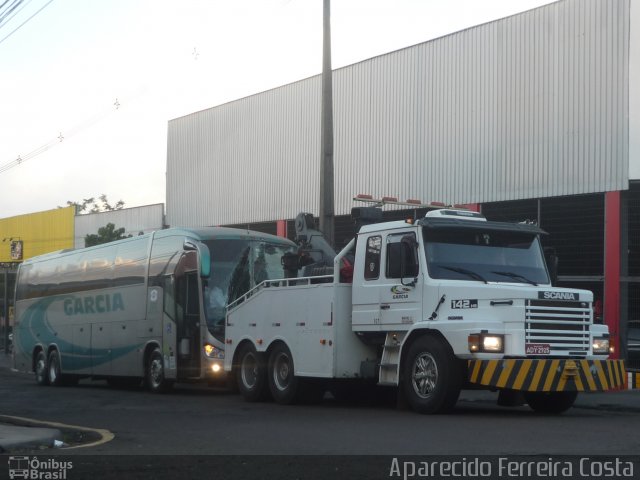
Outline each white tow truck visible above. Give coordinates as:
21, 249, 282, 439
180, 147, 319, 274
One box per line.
224, 199, 625, 414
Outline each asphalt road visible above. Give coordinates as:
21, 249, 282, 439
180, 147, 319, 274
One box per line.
1, 364, 639, 457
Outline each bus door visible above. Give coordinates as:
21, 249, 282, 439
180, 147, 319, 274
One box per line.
175, 253, 201, 378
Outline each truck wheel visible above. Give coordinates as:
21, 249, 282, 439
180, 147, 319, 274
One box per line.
237, 343, 269, 402
268, 343, 300, 404
402, 336, 461, 414
524, 391, 578, 414
146, 348, 173, 393
35, 350, 49, 386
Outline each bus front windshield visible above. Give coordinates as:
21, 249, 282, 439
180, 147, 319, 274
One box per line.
202, 239, 295, 341
424, 228, 549, 285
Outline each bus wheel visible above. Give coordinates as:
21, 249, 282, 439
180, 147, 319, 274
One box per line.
35, 351, 49, 386
268, 343, 300, 404
237, 343, 269, 402
402, 336, 461, 414
146, 348, 173, 393
524, 391, 578, 414
48, 350, 63, 386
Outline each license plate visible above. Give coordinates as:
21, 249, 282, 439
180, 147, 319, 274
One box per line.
526, 343, 551, 355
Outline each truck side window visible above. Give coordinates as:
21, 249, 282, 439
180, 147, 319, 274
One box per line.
364, 236, 382, 280
386, 233, 419, 278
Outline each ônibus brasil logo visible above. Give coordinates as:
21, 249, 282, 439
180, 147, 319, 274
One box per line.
8, 456, 72, 480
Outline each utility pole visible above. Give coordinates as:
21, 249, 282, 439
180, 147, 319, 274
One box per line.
319, 0, 335, 247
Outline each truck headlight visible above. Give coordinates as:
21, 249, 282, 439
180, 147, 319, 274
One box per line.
204, 344, 225, 359
468, 333, 504, 353
592, 337, 610, 354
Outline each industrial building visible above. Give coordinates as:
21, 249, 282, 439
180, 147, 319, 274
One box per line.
165, 0, 639, 367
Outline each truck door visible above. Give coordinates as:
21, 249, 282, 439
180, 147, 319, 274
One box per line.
352, 234, 383, 328
379, 232, 422, 327
352, 231, 422, 329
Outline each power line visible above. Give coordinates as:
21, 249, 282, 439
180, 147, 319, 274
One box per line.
0, 103, 116, 175
0, 0, 32, 32
0, 0, 54, 46
0, 0, 25, 28
1, 87, 147, 175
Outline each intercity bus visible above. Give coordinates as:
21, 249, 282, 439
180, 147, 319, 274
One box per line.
13, 227, 296, 391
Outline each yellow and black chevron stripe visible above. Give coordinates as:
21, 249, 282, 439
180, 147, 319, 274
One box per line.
467, 359, 626, 392
627, 371, 640, 389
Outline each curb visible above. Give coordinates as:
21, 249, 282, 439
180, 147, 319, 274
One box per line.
0, 416, 114, 452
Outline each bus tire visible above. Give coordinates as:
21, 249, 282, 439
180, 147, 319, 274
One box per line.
35, 350, 49, 386
47, 350, 63, 386
267, 343, 300, 404
524, 391, 577, 414
236, 343, 269, 402
146, 348, 173, 393
402, 336, 461, 414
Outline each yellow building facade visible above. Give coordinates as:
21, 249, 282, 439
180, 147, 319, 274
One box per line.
0, 207, 75, 263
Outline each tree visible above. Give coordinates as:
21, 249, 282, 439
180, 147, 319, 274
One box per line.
61, 194, 125, 214
85, 223, 131, 247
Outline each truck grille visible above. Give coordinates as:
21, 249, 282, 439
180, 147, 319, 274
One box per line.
525, 300, 590, 355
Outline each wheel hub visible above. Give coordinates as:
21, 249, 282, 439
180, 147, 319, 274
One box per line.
241, 353, 258, 388
411, 352, 438, 399
273, 353, 291, 391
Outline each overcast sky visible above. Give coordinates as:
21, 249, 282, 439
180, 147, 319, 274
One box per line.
0, 0, 554, 219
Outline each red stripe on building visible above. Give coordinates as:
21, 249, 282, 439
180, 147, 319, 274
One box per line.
276, 220, 287, 238
604, 191, 621, 360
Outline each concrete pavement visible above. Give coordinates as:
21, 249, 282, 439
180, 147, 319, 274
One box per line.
0, 353, 64, 452
0, 351, 637, 452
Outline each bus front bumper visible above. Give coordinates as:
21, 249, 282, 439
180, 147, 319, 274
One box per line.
467, 359, 627, 392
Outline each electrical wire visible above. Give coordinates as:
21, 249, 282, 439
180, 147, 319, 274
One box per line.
0, 0, 25, 28
0, 0, 33, 32
0, 86, 147, 175
0, 0, 54, 46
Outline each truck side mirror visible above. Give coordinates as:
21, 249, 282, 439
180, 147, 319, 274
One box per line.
544, 247, 558, 286
400, 235, 419, 287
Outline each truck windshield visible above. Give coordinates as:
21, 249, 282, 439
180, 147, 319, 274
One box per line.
423, 228, 549, 285
202, 239, 295, 341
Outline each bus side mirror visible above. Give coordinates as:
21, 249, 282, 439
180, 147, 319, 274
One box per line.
184, 240, 211, 278
544, 247, 558, 286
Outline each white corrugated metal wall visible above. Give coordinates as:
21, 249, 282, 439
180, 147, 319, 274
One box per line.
167, 0, 630, 227
74, 204, 165, 249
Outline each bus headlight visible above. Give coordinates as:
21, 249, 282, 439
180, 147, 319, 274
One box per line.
204, 344, 225, 359
468, 333, 504, 353
592, 337, 610, 354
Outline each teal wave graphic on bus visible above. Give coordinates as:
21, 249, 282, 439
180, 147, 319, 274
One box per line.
18, 295, 140, 371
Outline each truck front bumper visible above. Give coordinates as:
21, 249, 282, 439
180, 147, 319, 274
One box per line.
467, 359, 627, 392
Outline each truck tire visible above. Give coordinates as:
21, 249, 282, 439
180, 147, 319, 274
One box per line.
146, 348, 173, 393
35, 350, 49, 386
524, 391, 578, 414
237, 343, 269, 402
402, 336, 461, 414
267, 343, 300, 404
